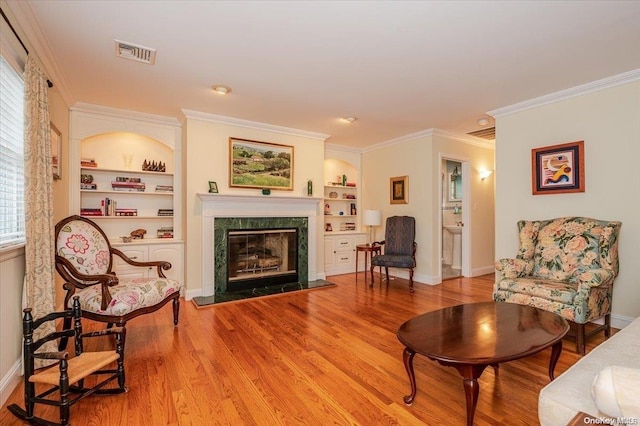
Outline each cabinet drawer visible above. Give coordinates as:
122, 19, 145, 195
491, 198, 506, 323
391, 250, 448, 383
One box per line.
335, 238, 353, 251
113, 247, 147, 272
335, 251, 353, 265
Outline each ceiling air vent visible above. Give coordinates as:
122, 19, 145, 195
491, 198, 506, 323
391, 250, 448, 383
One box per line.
114, 39, 156, 65
467, 127, 495, 140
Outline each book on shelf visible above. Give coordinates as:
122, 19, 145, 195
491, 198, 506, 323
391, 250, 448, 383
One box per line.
115, 209, 138, 217
155, 185, 174, 192
157, 226, 174, 239
157, 209, 174, 217
80, 183, 97, 190
111, 186, 146, 192
80, 208, 103, 216
111, 181, 146, 191
339, 222, 357, 232
115, 176, 142, 183
81, 158, 98, 168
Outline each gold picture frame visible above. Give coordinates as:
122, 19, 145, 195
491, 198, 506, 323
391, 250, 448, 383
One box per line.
51, 122, 61, 180
229, 138, 294, 190
390, 175, 408, 204
531, 140, 585, 195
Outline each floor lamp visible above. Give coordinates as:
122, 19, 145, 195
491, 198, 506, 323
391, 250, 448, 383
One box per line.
363, 210, 382, 245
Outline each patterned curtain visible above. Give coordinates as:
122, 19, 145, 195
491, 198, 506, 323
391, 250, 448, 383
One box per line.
23, 56, 56, 365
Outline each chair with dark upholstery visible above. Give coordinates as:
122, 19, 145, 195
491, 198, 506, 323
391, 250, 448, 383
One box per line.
7, 297, 126, 426
370, 216, 417, 292
54, 215, 183, 344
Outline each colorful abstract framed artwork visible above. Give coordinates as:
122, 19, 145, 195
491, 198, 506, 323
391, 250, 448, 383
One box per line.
531, 140, 584, 195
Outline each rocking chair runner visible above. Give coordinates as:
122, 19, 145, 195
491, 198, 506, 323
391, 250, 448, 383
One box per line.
54, 215, 183, 335
7, 297, 126, 426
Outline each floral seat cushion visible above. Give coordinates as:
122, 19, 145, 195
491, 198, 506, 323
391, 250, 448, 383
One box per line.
70, 277, 181, 317
495, 277, 577, 304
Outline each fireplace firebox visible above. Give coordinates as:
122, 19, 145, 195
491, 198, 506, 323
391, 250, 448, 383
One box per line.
227, 228, 298, 291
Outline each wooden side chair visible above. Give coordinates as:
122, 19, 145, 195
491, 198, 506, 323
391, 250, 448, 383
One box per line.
54, 215, 183, 347
370, 216, 417, 292
7, 297, 126, 426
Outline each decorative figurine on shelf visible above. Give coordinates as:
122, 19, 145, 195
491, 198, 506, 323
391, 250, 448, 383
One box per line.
80, 174, 93, 184
324, 203, 331, 215
130, 229, 147, 239
142, 159, 166, 172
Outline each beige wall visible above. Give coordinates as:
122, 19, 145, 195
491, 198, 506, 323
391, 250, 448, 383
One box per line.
50, 87, 71, 309
494, 79, 640, 321
361, 132, 495, 283
183, 116, 326, 295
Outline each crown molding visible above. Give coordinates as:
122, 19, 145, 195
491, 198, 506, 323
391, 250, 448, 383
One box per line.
71, 102, 181, 127
4, 1, 74, 107
181, 109, 330, 141
489, 68, 640, 118
362, 128, 493, 153
432, 129, 495, 149
362, 128, 435, 153
324, 143, 363, 154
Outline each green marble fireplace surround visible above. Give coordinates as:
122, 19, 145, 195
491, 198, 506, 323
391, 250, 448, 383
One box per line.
214, 217, 308, 294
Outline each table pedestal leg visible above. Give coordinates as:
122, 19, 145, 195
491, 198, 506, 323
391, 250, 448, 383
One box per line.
451, 364, 487, 426
402, 348, 417, 405
548, 340, 563, 380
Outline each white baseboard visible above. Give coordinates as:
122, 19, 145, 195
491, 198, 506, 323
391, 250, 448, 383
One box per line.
184, 288, 202, 301
0, 359, 21, 407
470, 265, 496, 277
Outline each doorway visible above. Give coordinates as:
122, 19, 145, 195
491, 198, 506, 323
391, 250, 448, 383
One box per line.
440, 157, 468, 280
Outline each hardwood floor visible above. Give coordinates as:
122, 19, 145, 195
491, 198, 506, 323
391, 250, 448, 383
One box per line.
1, 273, 612, 425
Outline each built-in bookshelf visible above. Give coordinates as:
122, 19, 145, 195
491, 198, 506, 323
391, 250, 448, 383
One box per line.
69, 105, 183, 247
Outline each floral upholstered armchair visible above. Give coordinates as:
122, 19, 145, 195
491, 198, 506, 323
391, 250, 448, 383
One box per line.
55, 215, 183, 336
493, 217, 621, 355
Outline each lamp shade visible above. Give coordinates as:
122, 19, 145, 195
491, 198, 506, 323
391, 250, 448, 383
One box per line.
363, 210, 382, 226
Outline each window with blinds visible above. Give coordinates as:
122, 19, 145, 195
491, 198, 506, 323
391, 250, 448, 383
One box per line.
0, 54, 25, 249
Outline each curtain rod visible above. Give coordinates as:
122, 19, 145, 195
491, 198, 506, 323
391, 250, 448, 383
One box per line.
1, 7, 54, 88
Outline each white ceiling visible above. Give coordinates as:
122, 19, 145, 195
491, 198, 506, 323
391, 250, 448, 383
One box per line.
7, 1, 640, 148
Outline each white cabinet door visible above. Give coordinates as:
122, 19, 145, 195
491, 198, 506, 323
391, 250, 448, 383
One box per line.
149, 244, 183, 282
111, 243, 183, 283
324, 237, 336, 269
324, 233, 366, 275
113, 246, 149, 279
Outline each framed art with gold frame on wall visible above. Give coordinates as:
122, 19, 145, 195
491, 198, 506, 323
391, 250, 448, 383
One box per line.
51, 122, 62, 180
390, 175, 408, 204
531, 140, 584, 195
229, 137, 293, 190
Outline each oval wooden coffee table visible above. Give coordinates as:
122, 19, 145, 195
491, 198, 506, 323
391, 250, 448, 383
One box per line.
397, 301, 569, 426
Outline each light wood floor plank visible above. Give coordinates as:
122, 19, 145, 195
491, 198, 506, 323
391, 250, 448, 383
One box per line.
1, 272, 614, 425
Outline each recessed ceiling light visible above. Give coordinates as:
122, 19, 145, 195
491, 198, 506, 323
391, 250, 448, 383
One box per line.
212, 85, 231, 95
342, 117, 357, 123
477, 117, 490, 126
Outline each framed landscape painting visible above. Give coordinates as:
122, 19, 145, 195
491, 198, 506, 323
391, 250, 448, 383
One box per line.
531, 140, 584, 195
229, 138, 294, 190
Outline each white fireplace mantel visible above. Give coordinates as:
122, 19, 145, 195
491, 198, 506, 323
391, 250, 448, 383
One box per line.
198, 193, 322, 297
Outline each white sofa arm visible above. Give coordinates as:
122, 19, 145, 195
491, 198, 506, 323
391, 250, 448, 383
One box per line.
591, 365, 640, 418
